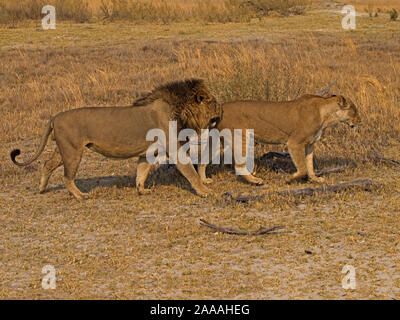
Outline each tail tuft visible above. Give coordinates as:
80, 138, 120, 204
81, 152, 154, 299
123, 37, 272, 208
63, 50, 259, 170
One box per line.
10, 119, 53, 167
10, 149, 21, 164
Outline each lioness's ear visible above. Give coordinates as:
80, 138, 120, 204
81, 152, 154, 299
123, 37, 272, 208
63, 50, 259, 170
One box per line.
337, 95, 350, 109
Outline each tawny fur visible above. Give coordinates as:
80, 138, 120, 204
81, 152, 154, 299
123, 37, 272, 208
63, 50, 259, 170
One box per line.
11, 79, 223, 199
197, 94, 360, 185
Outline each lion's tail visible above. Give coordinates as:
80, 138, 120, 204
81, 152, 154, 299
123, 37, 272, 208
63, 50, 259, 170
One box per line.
10, 119, 54, 167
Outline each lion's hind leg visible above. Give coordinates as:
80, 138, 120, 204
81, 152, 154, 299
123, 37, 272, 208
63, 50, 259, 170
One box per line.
58, 140, 88, 200
39, 147, 63, 193
63, 177, 89, 200
136, 157, 152, 195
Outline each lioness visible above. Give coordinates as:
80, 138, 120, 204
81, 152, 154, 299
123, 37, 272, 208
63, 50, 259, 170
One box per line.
11, 79, 223, 199
198, 94, 360, 185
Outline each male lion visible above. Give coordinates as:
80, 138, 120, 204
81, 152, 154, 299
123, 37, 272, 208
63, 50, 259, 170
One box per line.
197, 94, 360, 185
11, 79, 223, 199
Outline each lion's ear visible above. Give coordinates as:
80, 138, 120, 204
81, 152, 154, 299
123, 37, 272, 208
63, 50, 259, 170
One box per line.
195, 92, 205, 104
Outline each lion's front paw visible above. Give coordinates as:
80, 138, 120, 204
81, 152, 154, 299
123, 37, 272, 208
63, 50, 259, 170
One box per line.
202, 177, 213, 185
195, 185, 212, 197
74, 192, 90, 201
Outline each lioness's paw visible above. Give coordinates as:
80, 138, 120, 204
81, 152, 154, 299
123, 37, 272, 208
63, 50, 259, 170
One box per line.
39, 185, 46, 194
137, 188, 152, 195
286, 173, 307, 184
285, 177, 298, 184
244, 175, 264, 185
311, 176, 325, 183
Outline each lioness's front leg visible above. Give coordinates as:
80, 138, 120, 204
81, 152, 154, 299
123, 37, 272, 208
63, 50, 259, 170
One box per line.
305, 144, 324, 183
234, 129, 263, 185
176, 161, 211, 197
287, 141, 308, 183
136, 157, 152, 195
197, 164, 213, 184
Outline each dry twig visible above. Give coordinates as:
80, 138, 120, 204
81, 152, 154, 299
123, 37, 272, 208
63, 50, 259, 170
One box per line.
316, 79, 337, 96
277, 179, 377, 197
315, 166, 347, 176
223, 179, 378, 203
199, 219, 284, 235
368, 151, 400, 167
261, 152, 347, 176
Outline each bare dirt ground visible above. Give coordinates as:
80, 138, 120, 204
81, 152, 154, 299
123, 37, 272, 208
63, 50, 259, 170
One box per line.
1, 2, 400, 299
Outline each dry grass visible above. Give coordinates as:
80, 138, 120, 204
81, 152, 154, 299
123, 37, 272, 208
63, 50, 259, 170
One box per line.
0, 0, 314, 25
2, 0, 399, 26
348, 0, 400, 13
0, 2, 400, 299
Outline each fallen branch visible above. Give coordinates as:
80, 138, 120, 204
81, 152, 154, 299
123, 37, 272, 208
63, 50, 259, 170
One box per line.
222, 179, 378, 203
368, 152, 400, 167
199, 219, 284, 235
315, 166, 347, 177
277, 179, 377, 197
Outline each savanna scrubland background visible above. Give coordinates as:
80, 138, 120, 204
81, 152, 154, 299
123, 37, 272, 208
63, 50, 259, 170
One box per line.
0, 0, 399, 299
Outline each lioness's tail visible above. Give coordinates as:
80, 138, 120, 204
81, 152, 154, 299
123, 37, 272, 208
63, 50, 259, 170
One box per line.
10, 119, 54, 167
